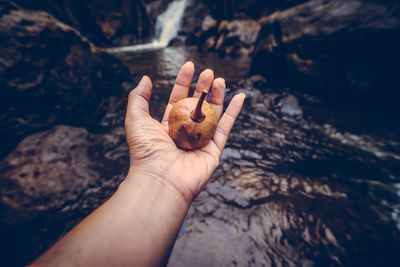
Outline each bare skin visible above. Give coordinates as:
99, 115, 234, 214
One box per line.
31, 61, 245, 267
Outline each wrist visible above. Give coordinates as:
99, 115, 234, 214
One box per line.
118, 168, 191, 211
122, 167, 195, 206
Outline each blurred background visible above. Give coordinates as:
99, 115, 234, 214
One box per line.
1, 0, 400, 266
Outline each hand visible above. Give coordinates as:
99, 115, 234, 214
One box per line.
32, 62, 244, 267
124, 62, 245, 205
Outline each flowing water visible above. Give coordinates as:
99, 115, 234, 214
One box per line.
107, 0, 188, 53
114, 46, 400, 266
1, 1, 399, 266
117, 46, 250, 119
102, 1, 400, 263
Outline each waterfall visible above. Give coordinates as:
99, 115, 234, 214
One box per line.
107, 0, 188, 53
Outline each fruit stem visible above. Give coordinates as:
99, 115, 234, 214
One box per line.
191, 90, 208, 122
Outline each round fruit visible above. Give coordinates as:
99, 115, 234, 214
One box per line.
168, 90, 217, 150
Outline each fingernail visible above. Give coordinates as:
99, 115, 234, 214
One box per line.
185, 61, 194, 66
140, 75, 152, 87
184, 61, 195, 69
204, 68, 214, 75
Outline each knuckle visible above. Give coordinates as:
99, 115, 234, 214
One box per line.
225, 111, 236, 122
128, 89, 137, 99
216, 125, 228, 137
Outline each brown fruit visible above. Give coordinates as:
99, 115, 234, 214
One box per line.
168, 90, 217, 150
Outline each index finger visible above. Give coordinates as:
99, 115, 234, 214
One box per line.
213, 93, 246, 152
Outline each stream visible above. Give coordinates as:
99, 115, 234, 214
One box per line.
114, 46, 400, 266
1, 0, 399, 266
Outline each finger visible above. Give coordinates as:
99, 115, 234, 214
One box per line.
127, 75, 153, 117
210, 78, 225, 119
193, 69, 214, 98
162, 61, 195, 122
213, 93, 246, 152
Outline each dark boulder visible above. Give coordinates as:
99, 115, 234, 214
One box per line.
195, 17, 261, 55
12, 0, 153, 46
168, 83, 400, 267
0, 1, 132, 158
0, 125, 129, 265
178, 0, 210, 44
1, 78, 400, 266
251, 0, 400, 109
180, 0, 308, 54
205, 0, 308, 20
0, 125, 128, 223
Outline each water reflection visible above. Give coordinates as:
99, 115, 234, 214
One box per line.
118, 46, 250, 85
167, 85, 400, 266
1, 45, 399, 266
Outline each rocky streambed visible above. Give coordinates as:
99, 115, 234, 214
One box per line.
1, 45, 399, 266
1, 0, 400, 266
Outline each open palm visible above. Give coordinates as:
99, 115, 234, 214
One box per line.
125, 62, 245, 204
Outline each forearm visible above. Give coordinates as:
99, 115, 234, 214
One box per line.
32, 171, 189, 267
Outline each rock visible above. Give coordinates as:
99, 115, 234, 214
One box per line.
206, 0, 308, 20
204, 35, 216, 50
277, 94, 303, 117
201, 15, 217, 32
1, 80, 400, 266
0, 125, 129, 265
179, 0, 210, 45
223, 19, 261, 54
168, 86, 400, 267
178, 0, 310, 53
0, 126, 128, 223
251, 0, 400, 110
12, 0, 153, 46
195, 18, 261, 55
0, 1, 132, 158
243, 74, 267, 88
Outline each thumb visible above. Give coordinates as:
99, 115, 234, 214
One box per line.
127, 76, 153, 117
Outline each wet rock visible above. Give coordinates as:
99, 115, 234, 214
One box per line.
169, 216, 252, 267
179, 0, 211, 45
179, 0, 311, 53
243, 74, 267, 89
0, 1, 132, 158
12, 0, 152, 46
0, 70, 399, 266
277, 94, 303, 117
222, 19, 261, 54
0, 126, 128, 223
194, 18, 261, 55
206, 0, 308, 20
201, 15, 217, 32
168, 86, 400, 266
0, 125, 129, 265
251, 0, 400, 111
